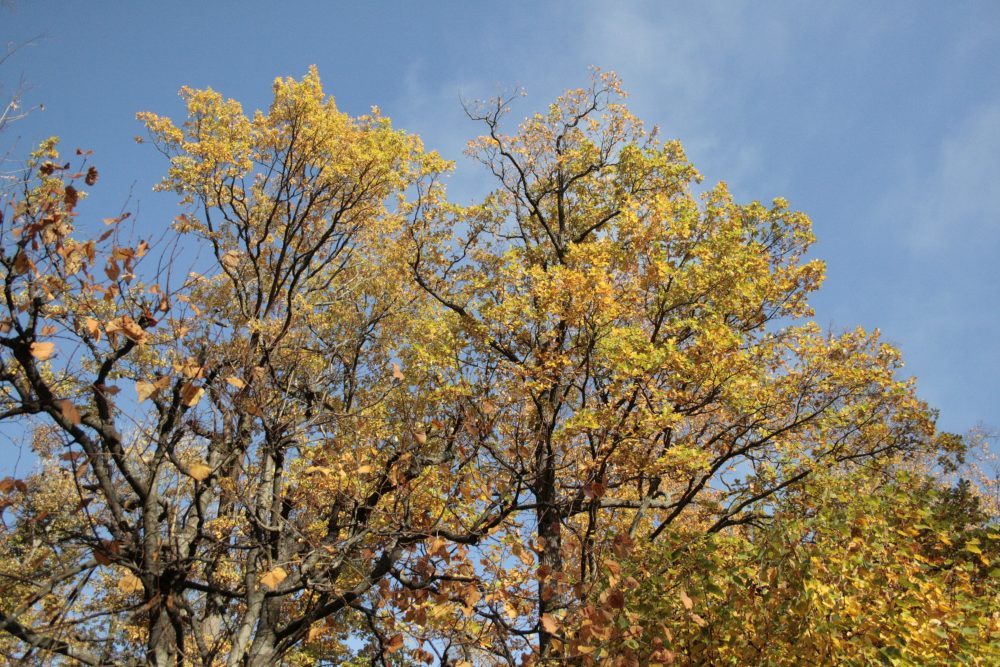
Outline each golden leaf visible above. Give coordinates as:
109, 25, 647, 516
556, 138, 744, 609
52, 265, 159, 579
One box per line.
260, 566, 287, 591
29, 342, 56, 360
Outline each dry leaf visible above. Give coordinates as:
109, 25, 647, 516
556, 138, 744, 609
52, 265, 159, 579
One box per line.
118, 573, 143, 595
260, 566, 287, 591
385, 633, 404, 654
391, 362, 405, 380
188, 462, 212, 482
105, 316, 149, 344
221, 251, 241, 270
83, 317, 102, 341
58, 399, 81, 425
307, 623, 324, 642
680, 589, 693, 610
29, 342, 55, 360
225, 376, 246, 389
180, 383, 204, 407
540, 614, 559, 633
136, 381, 157, 403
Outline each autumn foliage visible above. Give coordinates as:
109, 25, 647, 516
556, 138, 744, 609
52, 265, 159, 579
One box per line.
0, 68, 996, 666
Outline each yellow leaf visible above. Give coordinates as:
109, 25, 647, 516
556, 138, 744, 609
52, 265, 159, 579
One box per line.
225, 375, 246, 389
30, 341, 55, 360
260, 566, 287, 591
189, 462, 212, 481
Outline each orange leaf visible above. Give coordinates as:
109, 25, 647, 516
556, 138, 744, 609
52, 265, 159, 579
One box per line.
391, 362, 405, 381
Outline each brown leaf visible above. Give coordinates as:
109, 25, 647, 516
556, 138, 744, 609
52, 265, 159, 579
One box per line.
85, 166, 99, 186
29, 342, 55, 360
64, 185, 79, 209
58, 399, 81, 425
104, 261, 121, 281
260, 566, 287, 591
679, 589, 693, 611
188, 462, 212, 482
391, 362, 405, 381
606, 589, 626, 609
12, 251, 32, 276
385, 633, 404, 654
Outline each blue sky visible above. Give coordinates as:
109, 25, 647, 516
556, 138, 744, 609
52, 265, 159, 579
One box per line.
3, 1, 998, 436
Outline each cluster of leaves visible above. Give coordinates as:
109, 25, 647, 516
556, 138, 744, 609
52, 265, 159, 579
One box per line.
0, 68, 995, 665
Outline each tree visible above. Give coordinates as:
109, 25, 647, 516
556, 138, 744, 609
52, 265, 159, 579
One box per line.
0, 68, 994, 666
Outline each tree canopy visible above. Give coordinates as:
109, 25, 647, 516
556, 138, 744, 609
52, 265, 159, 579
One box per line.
0, 67, 996, 666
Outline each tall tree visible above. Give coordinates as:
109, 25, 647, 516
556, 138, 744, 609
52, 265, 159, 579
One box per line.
411, 70, 965, 662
